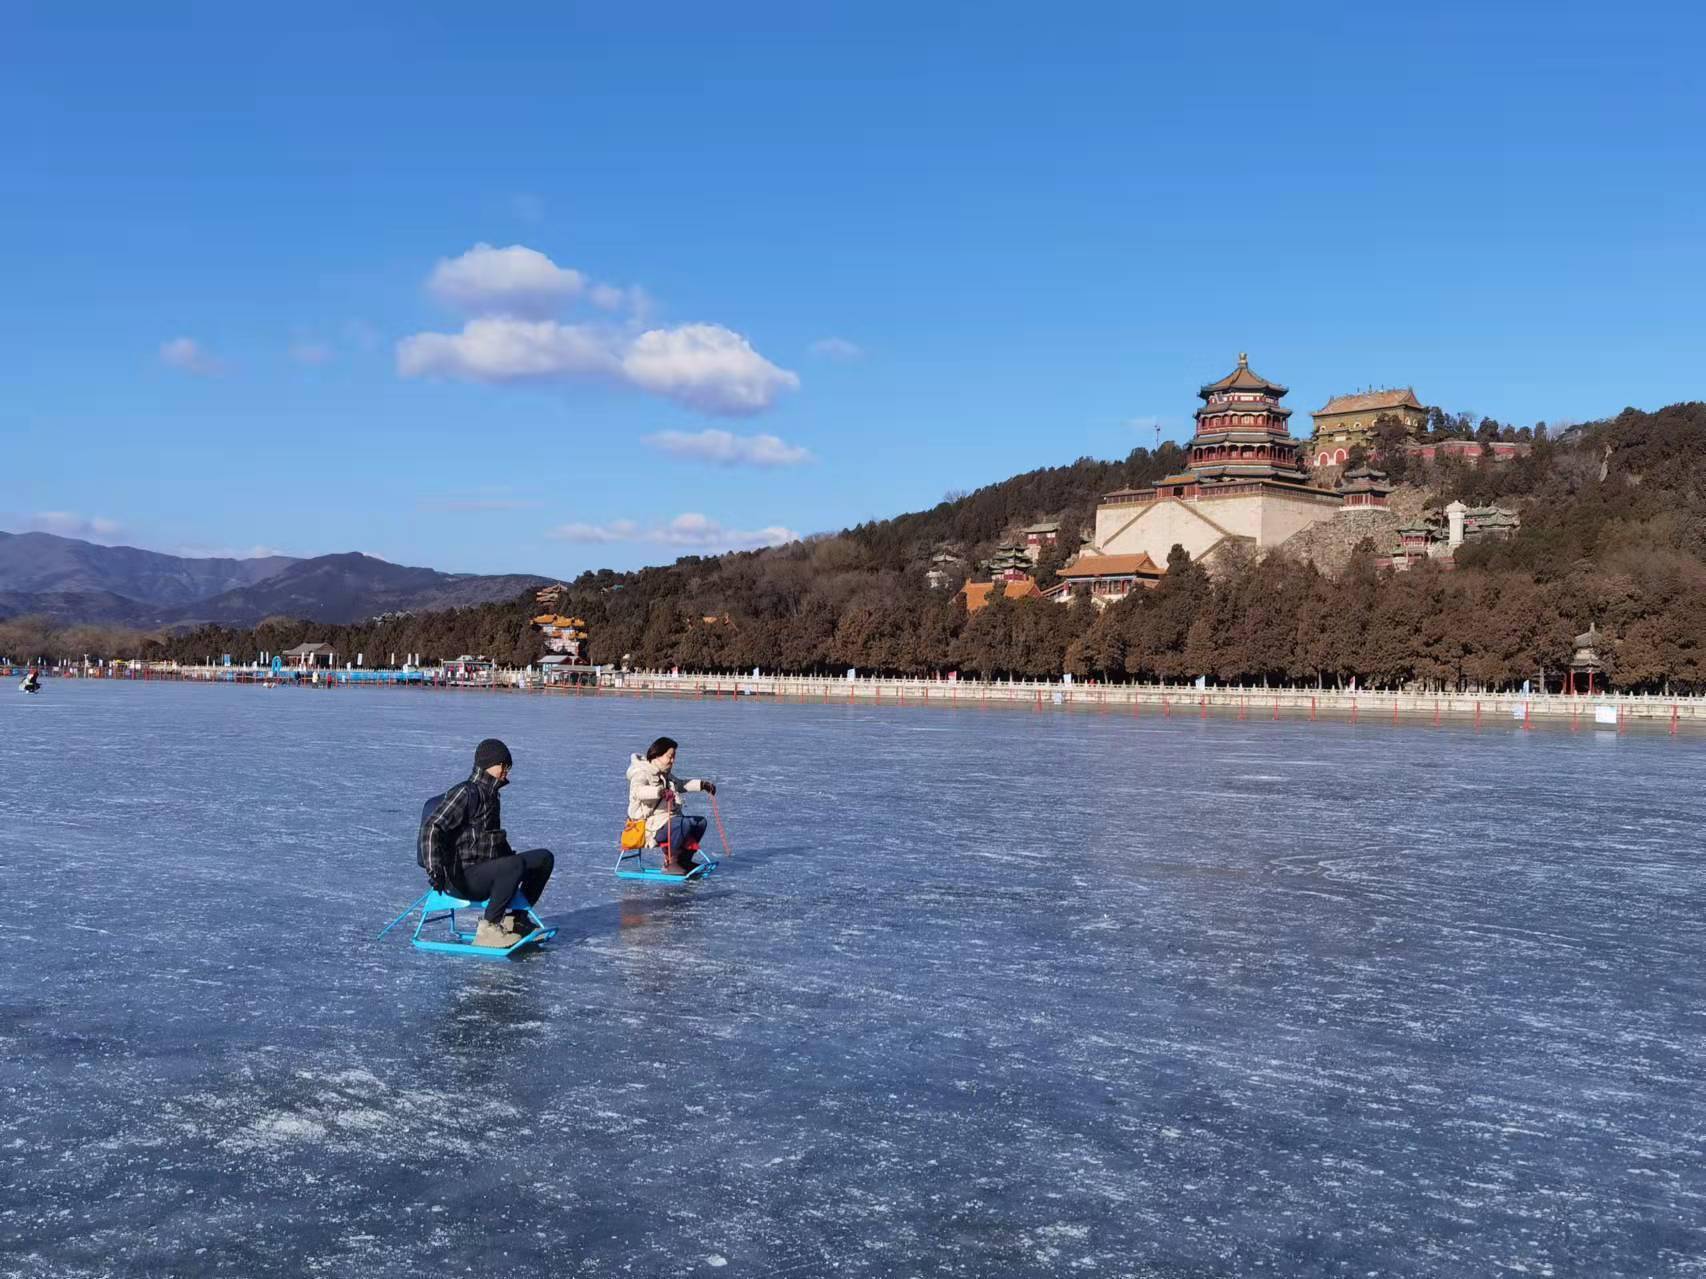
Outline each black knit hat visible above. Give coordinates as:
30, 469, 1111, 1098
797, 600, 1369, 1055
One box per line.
474, 738, 513, 770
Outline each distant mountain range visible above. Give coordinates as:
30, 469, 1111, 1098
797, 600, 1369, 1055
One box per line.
0, 532, 552, 627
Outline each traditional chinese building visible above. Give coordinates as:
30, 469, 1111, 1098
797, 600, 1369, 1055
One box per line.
1310, 388, 1427, 466
1086, 354, 1343, 568
1388, 501, 1520, 570
532, 613, 589, 661
1569, 624, 1605, 695
961, 577, 1041, 612
282, 641, 337, 669
984, 543, 1034, 581
1403, 438, 1531, 465
1021, 521, 1060, 562
1456, 503, 1520, 540
1336, 462, 1391, 511
925, 550, 965, 590
1051, 552, 1164, 606
1390, 518, 1447, 571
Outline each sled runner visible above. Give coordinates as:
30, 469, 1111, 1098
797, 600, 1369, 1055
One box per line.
614, 845, 719, 882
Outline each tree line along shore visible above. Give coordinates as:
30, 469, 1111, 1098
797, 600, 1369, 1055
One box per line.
6, 401, 1704, 695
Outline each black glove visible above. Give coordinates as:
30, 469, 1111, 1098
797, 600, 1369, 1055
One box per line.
700, 780, 717, 796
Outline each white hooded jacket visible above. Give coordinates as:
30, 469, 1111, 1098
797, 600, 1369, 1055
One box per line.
626, 754, 708, 846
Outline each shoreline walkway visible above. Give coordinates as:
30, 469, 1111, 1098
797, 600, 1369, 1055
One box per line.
14, 662, 1704, 733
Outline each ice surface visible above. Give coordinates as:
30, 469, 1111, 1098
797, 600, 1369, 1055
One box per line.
2, 681, 1704, 1276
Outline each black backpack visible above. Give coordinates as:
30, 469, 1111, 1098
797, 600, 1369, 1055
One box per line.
417, 783, 471, 882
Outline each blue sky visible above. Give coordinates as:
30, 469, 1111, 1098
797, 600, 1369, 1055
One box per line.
4, 1, 1702, 576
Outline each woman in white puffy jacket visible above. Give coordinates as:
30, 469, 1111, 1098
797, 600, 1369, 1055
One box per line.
626, 736, 717, 875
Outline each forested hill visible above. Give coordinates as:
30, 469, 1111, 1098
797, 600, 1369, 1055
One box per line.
843, 443, 1187, 571
26, 401, 1706, 693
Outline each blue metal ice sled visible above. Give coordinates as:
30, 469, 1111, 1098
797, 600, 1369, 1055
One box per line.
613, 842, 718, 883
378, 890, 557, 959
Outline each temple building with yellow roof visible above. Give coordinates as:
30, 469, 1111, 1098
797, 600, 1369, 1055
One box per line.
1309, 387, 1428, 467
532, 611, 589, 661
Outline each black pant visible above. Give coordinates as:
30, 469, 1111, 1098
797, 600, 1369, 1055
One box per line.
452, 849, 554, 923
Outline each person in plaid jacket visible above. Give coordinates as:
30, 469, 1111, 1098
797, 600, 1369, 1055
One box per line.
419, 738, 554, 948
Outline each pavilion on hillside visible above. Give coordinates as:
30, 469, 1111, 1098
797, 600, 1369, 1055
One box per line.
984, 544, 1034, 581
1336, 462, 1392, 512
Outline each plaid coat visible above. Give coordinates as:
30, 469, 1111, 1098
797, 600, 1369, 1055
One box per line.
419, 768, 511, 885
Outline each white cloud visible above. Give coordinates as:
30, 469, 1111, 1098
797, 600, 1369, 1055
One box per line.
427, 243, 587, 318
653, 513, 798, 548
404, 245, 793, 413
159, 337, 222, 375
290, 340, 333, 365
547, 519, 641, 544
644, 428, 811, 467
810, 336, 864, 361
397, 317, 620, 381
18, 511, 123, 541
398, 318, 798, 416
547, 513, 797, 551
621, 324, 800, 415
588, 282, 648, 313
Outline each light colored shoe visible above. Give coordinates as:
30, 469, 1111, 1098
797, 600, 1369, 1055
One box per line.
473, 919, 516, 949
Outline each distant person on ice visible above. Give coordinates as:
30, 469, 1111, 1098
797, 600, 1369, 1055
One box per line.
419, 738, 555, 948
626, 736, 716, 876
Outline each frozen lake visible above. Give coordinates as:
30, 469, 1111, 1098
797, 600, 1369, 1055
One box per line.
3, 681, 1704, 1277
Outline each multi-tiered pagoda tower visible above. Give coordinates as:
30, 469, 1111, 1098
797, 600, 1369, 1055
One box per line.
1075, 354, 1343, 571
1174, 353, 1312, 489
